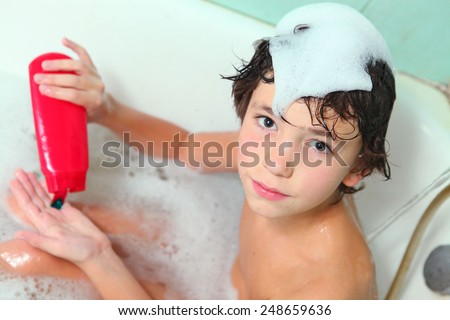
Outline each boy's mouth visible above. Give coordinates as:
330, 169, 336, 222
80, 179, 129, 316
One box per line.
251, 179, 289, 201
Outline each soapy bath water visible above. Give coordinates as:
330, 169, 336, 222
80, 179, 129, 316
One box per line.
0, 73, 243, 299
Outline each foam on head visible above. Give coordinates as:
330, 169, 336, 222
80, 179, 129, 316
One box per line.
269, 2, 393, 116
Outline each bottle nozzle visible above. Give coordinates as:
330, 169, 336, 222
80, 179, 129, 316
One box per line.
50, 189, 67, 210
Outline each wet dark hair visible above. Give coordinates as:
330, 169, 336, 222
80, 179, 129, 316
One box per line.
222, 39, 396, 194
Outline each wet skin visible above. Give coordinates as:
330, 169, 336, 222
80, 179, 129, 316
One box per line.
2, 80, 378, 299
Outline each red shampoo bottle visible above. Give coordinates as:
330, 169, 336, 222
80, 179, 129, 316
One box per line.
29, 53, 89, 209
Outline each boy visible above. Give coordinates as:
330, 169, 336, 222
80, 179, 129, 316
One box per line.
8, 3, 395, 299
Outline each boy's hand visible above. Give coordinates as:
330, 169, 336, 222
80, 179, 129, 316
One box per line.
33, 38, 110, 123
9, 169, 111, 266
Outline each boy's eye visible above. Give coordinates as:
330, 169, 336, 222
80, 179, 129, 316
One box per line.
308, 140, 331, 153
258, 116, 277, 129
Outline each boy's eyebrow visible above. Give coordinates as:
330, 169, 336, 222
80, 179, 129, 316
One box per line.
304, 126, 339, 141
306, 127, 332, 137
258, 104, 275, 116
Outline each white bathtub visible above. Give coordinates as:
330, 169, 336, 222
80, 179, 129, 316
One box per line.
0, 0, 449, 299
355, 72, 450, 299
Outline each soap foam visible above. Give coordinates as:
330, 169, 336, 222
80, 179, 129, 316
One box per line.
0, 271, 100, 299
269, 2, 393, 116
0, 73, 243, 299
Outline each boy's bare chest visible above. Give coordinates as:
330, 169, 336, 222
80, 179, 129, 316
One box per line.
235, 203, 311, 299
233, 200, 377, 299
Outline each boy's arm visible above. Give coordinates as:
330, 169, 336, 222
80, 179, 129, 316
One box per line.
99, 95, 240, 173
35, 38, 239, 173
78, 246, 150, 299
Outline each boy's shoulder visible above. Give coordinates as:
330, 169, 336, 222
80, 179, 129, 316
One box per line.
294, 198, 377, 298
307, 196, 373, 266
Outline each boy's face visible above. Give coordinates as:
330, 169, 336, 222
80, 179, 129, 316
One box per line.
237, 81, 363, 219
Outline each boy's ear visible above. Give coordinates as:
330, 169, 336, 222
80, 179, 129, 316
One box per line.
342, 159, 370, 187
342, 169, 364, 187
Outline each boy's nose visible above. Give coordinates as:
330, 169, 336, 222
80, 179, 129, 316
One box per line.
262, 141, 296, 178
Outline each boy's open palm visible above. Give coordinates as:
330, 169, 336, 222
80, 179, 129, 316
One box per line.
9, 169, 111, 266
